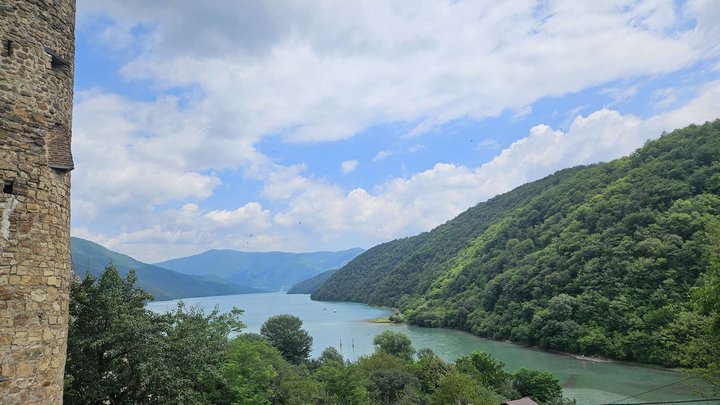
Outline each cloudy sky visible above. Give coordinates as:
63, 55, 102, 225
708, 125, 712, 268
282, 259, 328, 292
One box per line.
72, 0, 720, 262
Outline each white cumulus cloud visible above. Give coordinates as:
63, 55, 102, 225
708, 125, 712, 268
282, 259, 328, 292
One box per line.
340, 160, 359, 174
372, 150, 393, 162
205, 203, 272, 228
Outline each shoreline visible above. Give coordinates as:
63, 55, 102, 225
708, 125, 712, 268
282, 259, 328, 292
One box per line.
360, 310, 685, 372
367, 316, 402, 324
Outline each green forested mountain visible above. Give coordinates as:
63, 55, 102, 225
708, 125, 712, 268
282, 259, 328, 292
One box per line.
71, 237, 260, 300
157, 248, 364, 291
313, 120, 720, 366
287, 268, 339, 294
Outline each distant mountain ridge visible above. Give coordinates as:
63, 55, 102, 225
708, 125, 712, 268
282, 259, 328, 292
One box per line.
287, 269, 339, 294
71, 237, 261, 301
156, 248, 364, 291
312, 120, 720, 367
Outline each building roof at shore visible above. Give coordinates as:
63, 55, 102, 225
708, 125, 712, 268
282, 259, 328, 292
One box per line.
503, 398, 539, 405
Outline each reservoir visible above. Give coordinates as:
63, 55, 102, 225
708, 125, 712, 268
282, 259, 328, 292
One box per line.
147, 292, 707, 404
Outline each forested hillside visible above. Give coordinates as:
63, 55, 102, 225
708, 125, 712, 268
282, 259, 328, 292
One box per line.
287, 268, 339, 294
71, 237, 260, 300
313, 120, 720, 366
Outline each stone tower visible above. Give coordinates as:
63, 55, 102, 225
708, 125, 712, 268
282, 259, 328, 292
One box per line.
0, 0, 76, 403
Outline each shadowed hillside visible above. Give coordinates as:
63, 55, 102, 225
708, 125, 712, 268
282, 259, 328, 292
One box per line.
157, 248, 364, 291
287, 269, 339, 294
71, 237, 261, 300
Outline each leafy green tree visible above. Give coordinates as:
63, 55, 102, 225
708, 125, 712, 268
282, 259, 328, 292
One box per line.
356, 350, 419, 404
65, 265, 157, 404
260, 314, 313, 364
430, 371, 499, 405
318, 347, 345, 365
373, 330, 415, 361
153, 303, 244, 404
315, 362, 370, 405
64, 264, 243, 404
274, 364, 324, 405
224, 333, 285, 404
693, 220, 720, 332
455, 351, 508, 391
357, 351, 407, 375
409, 348, 451, 394
366, 368, 421, 404
512, 368, 563, 404
393, 385, 429, 405
690, 220, 720, 391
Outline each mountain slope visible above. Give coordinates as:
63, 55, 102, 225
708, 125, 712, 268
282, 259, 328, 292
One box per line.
156, 248, 364, 291
313, 120, 720, 366
71, 237, 261, 301
287, 269, 339, 294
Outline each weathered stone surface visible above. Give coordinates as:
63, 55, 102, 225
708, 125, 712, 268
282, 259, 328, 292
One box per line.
0, 1, 76, 404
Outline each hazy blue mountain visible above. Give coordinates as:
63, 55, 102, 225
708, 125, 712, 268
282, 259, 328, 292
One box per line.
287, 268, 339, 294
71, 237, 261, 301
156, 248, 364, 291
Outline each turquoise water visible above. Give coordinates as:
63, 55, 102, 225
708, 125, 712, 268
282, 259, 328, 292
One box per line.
147, 292, 710, 405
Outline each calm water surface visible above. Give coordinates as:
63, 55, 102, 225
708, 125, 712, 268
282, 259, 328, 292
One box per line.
147, 292, 708, 405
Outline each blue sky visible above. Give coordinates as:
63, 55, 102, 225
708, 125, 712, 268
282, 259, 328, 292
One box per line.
71, 0, 720, 262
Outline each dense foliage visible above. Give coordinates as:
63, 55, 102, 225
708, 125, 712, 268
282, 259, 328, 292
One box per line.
66, 265, 572, 404
314, 120, 720, 366
64, 265, 244, 404
260, 314, 313, 364
690, 220, 720, 391
373, 330, 416, 362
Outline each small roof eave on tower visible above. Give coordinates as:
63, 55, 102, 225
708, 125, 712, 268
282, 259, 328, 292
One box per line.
46, 124, 74, 172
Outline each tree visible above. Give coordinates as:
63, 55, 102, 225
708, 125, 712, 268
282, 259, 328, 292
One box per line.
366, 368, 421, 404
260, 314, 313, 364
455, 351, 508, 391
512, 368, 563, 404
690, 220, 720, 391
410, 348, 451, 394
356, 351, 414, 404
224, 333, 285, 404
151, 302, 244, 404
430, 371, 499, 405
318, 347, 345, 365
65, 265, 157, 404
64, 264, 244, 404
315, 362, 370, 405
273, 364, 325, 405
693, 220, 720, 332
372, 330, 415, 361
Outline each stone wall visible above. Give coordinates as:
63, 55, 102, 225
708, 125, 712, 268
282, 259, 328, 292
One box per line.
0, 1, 75, 403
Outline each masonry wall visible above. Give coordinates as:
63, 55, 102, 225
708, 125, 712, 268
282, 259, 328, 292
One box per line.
0, 1, 76, 403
